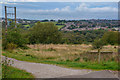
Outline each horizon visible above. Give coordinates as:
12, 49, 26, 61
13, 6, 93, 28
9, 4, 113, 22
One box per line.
1, 2, 118, 20
1, 17, 118, 21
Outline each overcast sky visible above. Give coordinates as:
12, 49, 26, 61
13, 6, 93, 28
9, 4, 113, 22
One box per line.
1, 2, 118, 20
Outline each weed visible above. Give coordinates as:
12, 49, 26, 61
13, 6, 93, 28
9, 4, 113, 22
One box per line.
3, 44, 118, 70
74, 57, 80, 61
43, 48, 56, 51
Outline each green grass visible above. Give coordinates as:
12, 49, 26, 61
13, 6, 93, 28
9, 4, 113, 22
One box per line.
35, 22, 64, 29
3, 50, 119, 71
2, 65, 34, 78
23, 24, 30, 28
57, 25, 64, 29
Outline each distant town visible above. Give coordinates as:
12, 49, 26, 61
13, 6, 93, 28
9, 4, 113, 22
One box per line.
1, 18, 119, 31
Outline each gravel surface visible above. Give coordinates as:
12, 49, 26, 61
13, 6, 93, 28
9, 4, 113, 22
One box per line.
2, 56, 118, 78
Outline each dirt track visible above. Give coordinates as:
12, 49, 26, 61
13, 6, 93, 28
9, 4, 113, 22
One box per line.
2, 56, 118, 78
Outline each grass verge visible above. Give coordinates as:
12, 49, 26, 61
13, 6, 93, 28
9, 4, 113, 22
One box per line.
2, 50, 119, 71
2, 65, 34, 78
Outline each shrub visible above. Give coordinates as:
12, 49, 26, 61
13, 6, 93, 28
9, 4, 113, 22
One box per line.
2, 29, 28, 49
101, 31, 118, 45
83, 57, 88, 62
74, 57, 80, 62
66, 59, 70, 62
6, 43, 17, 50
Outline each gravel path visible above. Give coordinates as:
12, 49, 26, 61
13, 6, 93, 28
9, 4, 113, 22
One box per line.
2, 56, 118, 78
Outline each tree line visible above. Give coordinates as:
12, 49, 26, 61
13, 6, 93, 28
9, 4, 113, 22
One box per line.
2, 21, 119, 50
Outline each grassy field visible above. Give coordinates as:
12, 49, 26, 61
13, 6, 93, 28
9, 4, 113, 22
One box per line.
2, 65, 34, 78
35, 22, 64, 29
3, 44, 118, 70
56, 25, 64, 29
23, 24, 30, 28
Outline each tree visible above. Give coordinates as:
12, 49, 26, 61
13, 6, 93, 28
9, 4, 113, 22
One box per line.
92, 38, 105, 63
28, 22, 62, 44
101, 31, 118, 45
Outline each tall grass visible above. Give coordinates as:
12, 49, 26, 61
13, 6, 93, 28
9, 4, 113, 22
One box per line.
3, 44, 118, 70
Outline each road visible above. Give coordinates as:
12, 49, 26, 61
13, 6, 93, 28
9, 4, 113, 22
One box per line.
2, 56, 118, 78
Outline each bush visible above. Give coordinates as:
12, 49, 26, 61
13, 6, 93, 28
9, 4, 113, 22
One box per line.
6, 43, 17, 50
74, 57, 80, 61
92, 38, 105, 49
101, 31, 118, 45
2, 29, 28, 49
28, 22, 62, 44
83, 57, 88, 62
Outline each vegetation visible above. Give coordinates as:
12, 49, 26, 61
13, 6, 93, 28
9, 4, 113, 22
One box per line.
2, 57, 34, 78
2, 66, 34, 78
2, 21, 28, 50
2, 20, 119, 73
2, 28, 28, 50
3, 44, 118, 70
2, 20, 119, 47
28, 22, 62, 44
61, 30, 106, 44
92, 38, 105, 63
57, 25, 64, 29
101, 31, 118, 45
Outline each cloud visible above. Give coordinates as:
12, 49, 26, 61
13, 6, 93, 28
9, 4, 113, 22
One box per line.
23, 6, 71, 13
61, 6, 70, 12
90, 7, 117, 12
75, 3, 88, 11
0, 2, 17, 4
75, 3, 118, 12
22, 3, 117, 15
2, 2, 117, 20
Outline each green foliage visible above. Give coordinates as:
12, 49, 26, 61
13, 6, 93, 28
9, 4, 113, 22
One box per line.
74, 57, 80, 61
61, 30, 105, 44
92, 38, 105, 49
101, 31, 118, 45
2, 57, 14, 78
2, 28, 28, 49
28, 22, 62, 44
3, 49, 118, 70
2, 21, 29, 50
6, 43, 17, 50
2, 56, 34, 78
3, 51, 118, 70
2, 65, 34, 78
66, 59, 70, 62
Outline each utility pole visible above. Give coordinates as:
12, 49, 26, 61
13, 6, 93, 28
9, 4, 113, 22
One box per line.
4, 6, 17, 31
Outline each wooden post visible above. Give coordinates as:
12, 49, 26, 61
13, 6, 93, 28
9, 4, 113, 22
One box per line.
98, 48, 101, 63
14, 7, 16, 28
5, 6, 7, 35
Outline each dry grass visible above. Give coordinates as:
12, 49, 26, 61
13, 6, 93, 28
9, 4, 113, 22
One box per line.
12, 44, 117, 62
3, 44, 118, 70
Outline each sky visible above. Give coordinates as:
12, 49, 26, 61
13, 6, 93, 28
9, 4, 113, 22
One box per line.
1, 0, 119, 2
0, 2, 118, 20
